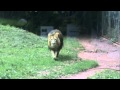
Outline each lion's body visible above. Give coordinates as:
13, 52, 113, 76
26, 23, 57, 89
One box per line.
48, 29, 63, 60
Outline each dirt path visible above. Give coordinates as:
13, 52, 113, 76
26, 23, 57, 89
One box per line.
59, 36, 120, 79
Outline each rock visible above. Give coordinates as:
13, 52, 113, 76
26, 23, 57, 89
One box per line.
16, 18, 27, 27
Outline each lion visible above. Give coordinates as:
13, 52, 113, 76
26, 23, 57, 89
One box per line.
48, 29, 63, 60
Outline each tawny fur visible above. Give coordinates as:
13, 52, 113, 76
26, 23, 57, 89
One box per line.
48, 29, 63, 60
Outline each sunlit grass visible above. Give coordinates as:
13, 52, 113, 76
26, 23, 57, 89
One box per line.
88, 69, 120, 79
0, 24, 98, 79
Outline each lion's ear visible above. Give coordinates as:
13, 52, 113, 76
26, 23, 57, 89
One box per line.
55, 33, 59, 38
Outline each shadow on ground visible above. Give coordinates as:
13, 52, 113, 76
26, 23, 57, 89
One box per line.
57, 54, 74, 61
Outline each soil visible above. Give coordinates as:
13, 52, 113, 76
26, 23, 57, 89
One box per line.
59, 35, 120, 79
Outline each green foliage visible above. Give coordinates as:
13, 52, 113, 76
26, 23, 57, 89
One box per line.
0, 18, 18, 26
88, 69, 120, 79
102, 11, 120, 43
106, 28, 118, 43
0, 25, 98, 79
0, 11, 103, 35
110, 38, 118, 43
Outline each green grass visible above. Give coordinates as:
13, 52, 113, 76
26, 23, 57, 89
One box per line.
42, 60, 98, 79
88, 69, 120, 79
0, 24, 98, 79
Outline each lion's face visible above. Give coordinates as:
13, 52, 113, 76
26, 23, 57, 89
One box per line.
49, 35, 59, 48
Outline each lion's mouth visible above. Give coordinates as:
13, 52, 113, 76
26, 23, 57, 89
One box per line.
51, 45, 57, 48
50, 44, 59, 48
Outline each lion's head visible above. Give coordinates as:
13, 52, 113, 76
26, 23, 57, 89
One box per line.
48, 34, 60, 49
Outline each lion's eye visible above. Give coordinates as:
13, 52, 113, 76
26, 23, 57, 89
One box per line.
54, 39, 57, 42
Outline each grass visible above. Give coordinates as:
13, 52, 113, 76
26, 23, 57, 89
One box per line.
42, 60, 98, 79
88, 69, 120, 79
0, 24, 98, 79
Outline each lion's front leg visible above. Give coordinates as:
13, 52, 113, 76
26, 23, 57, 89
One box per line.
57, 50, 60, 57
51, 50, 57, 60
54, 51, 58, 58
51, 50, 55, 58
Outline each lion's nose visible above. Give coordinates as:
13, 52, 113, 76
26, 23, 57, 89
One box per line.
51, 42, 55, 44
51, 40, 56, 44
